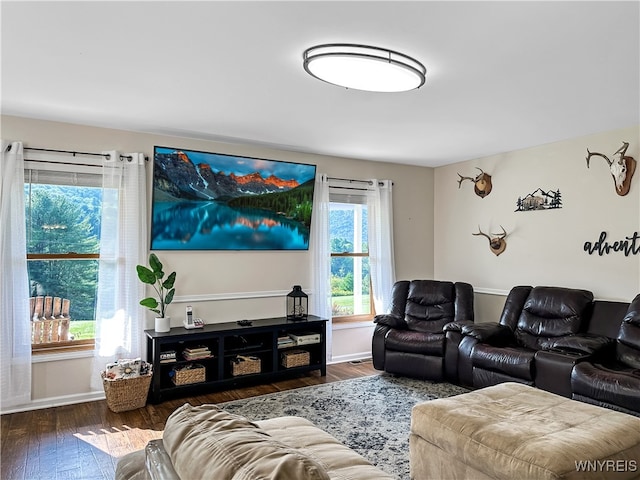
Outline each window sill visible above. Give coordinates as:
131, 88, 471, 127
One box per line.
31, 340, 95, 363
31, 348, 95, 363
332, 315, 374, 324
332, 317, 375, 330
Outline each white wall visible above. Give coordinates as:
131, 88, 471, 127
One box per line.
435, 126, 640, 323
2, 114, 434, 407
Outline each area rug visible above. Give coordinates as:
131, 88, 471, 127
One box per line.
219, 374, 469, 479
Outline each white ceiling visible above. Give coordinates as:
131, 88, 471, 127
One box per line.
2, 1, 639, 167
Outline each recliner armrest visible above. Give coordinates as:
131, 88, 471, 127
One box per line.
549, 334, 615, 356
373, 314, 406, 329
461, 322, 513, 345
146, 440, 180, 480
443, 320, 474, 333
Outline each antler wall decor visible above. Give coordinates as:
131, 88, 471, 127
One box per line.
457, 167, 492, 198
473, 225, 508, 256
585, 141, 636, 196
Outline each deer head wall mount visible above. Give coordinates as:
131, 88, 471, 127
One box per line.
585, 142, 636, 196
457, 167, 492, 198
473, 225, 508, 256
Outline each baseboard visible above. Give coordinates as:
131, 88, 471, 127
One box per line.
329, 353, 372, 364
1, 390, 105, 415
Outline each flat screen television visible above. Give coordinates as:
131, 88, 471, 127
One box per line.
150, 146, 317, 250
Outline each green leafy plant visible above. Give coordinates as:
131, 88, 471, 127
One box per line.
136, 253, 176, 317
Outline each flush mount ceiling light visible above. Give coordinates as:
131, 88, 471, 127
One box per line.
303, 43, 426, 93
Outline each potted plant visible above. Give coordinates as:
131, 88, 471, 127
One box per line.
136, 253, 176, 332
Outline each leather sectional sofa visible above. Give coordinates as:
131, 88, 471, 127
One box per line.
373, 282, 640, 416
571, 293, 640, 416
462, 286, 595, 390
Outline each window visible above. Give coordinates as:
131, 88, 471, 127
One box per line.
24, 162, 103, 353
329, 193, 374, 322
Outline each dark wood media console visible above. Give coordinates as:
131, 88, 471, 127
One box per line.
145, 315, 328, 403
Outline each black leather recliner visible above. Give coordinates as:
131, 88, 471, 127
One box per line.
462, 286, 594, 389
571, 293, 640, 416
371, 280, 474, 381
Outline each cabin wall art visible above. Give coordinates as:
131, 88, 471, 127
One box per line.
515, 187, 562, 212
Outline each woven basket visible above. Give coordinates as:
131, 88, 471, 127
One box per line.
281, 349, 310, 368
172, 364, 206, 385
101, 372, 152, 413
231, 355, 261, 376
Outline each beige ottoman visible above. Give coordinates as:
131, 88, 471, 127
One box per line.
410, 382, 640, 480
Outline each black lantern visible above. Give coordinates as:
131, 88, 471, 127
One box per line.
286, 285, 308, 321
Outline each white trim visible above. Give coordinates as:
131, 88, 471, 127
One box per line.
474, 287, 510, 296
31, 349, 94, 364
332, 321, 374, 331
173, 288, 312, 304
474, 287, 629, 303
0, 390, 105, 415
329, 353, 372, 364
31, 288, 317, 364
592, 296, 631, 302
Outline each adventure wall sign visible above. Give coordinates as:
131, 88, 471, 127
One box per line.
584, 231, 640, 256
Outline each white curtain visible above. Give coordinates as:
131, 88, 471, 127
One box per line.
368, 179, 396, 315
92, 151, 148, 390
311, 174, 332, 362
0, 140, 32, 411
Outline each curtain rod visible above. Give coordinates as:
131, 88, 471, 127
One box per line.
327, 176, 373, 185
329, 185, 369, 191
326, 176, 393, 186
16, 146, 148, 162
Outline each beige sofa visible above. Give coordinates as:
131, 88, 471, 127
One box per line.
116, 403, 395, 480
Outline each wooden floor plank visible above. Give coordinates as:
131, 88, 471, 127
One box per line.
75, 401, 112, 476
0, 412, 11, 451
72, 402, 116, 480
1, 411, 32, 480
55, 404, 87, 480
25, 408, 57, 480
0, 361, 378, 480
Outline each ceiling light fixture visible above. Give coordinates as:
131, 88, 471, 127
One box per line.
303, 43, 426, 93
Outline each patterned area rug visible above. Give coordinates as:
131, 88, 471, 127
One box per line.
219, 373, 469, 479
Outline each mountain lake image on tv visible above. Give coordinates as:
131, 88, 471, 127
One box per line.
150, 147, 317, 250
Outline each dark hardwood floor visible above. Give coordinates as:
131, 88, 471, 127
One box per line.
1, 360, 379, 480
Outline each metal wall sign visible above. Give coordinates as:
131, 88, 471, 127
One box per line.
583, 231, 640, 256
515, 188, 562, 212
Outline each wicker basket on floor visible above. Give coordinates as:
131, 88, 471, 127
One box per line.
101, 371, 152, 413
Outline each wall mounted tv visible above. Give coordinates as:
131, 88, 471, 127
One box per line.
150, 146, 317, 250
